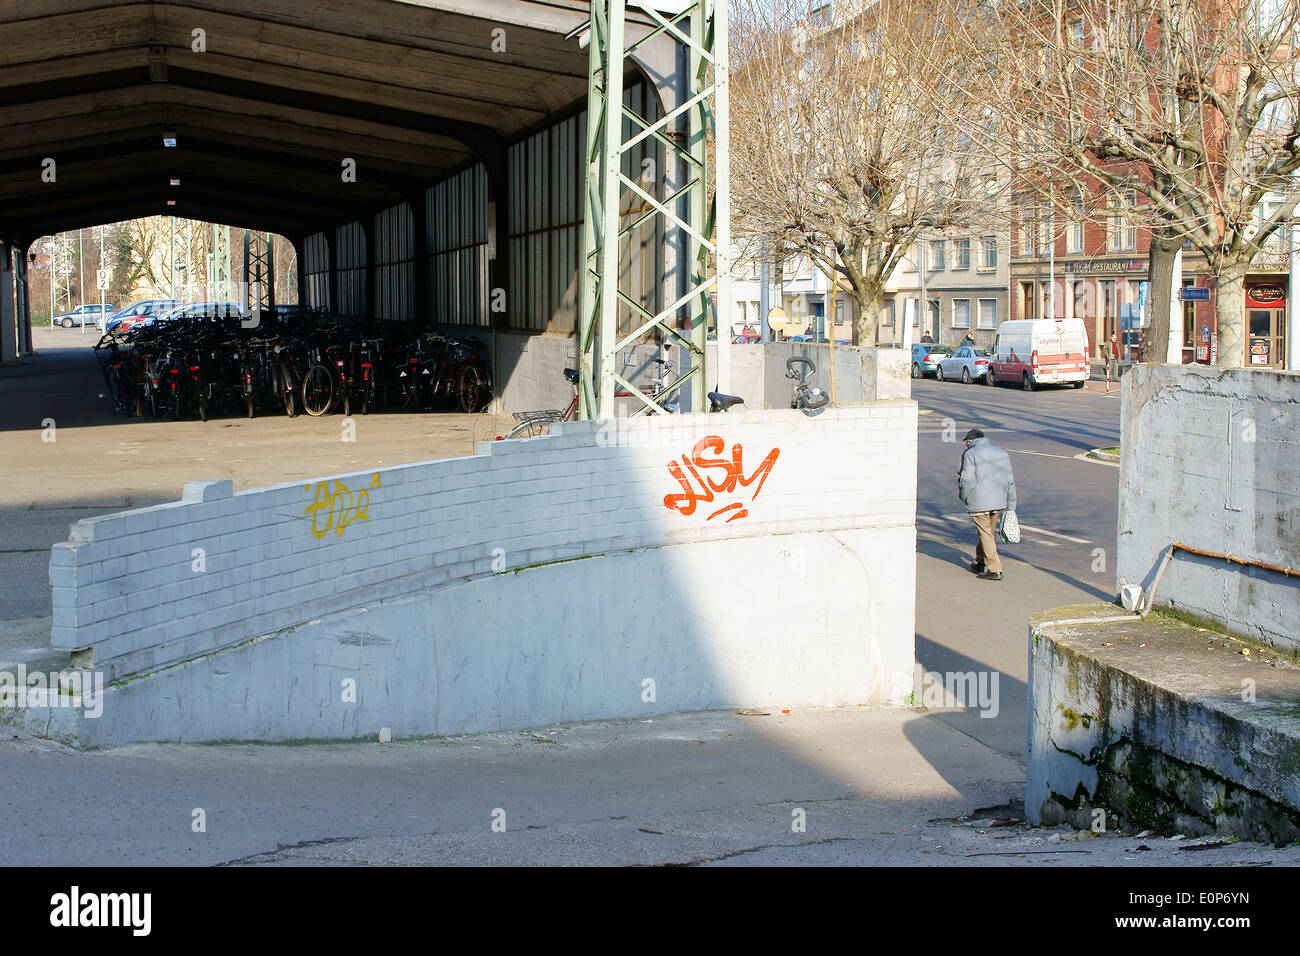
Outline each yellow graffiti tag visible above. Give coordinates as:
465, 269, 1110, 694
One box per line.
304, 474, 379, 538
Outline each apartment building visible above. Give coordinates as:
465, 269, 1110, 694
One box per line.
884, 231, 1010, 349
1008, 182, 1291, 368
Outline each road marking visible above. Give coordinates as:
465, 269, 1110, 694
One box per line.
1073, 451, 1120, 468
941, 513, 1090, 544
1004, 447, 1091, 461
1016, 524, 1090, 544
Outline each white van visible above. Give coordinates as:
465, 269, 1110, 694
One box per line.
990, 318, 1090, 390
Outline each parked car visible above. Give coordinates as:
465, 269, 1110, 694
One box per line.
136, 301, 244, 331
53, 303, 114, 329
989, 318, 1090, 390
105, 299, 180, 334
732, 330, 762, 344
936, 346, 993, 383
910, 342, 953, 378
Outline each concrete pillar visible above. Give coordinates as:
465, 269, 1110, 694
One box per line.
16, 246, 32, 354
1167, 247, 1184, 365
0, 242, 17, 364
1289, 225, 1299, 371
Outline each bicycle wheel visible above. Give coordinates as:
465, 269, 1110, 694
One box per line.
457, 366, 483, 413
280, 365, 297, 417
302, 364, 333, 416
106, 368, 127, 415
505, 417, 555, 439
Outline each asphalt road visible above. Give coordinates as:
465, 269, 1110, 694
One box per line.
910, 374, 1122, 760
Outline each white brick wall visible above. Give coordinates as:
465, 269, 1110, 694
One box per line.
51, 404, 917, 681
1118, 365, 1300, 648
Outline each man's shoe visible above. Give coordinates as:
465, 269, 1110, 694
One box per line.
969, 562, 986, 574
978, 571, 1003, 581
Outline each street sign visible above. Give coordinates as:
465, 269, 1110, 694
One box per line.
95, 269, 109, 290
1119, 304, 1143, 330
1179, 288, 1209, 301
767, 307, 789, 332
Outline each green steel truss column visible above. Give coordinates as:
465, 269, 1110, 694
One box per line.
242, 230, 274, 320
579, 0, 731, 420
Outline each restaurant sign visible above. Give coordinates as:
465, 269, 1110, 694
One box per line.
1065, 259, 1146, 275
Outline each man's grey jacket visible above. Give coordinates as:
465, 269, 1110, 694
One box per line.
958, 437, 1017, 513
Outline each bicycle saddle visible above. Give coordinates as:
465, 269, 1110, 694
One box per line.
563, 368, 580, 384
708, 391, 745, 411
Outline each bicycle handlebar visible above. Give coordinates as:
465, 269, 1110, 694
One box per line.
786, 356, 816, 377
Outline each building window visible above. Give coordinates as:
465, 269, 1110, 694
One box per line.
1066, 191, 1085, 253
956, 239, 971, 269
978, 298, 997, 329
1127, 280, 1143, 312
980, 236, 998, 271
1037, 209, 1053, 257
885, 298, 896, 326
930, 239, 945, 271
1067, 219, 1084, 254
953, 298, 971, 328
1108, 189, 1137, 251
1018, 209, 1036, 256
1073, 280, 1086, 321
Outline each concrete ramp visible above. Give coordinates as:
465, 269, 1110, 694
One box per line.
7, 405, 918, 745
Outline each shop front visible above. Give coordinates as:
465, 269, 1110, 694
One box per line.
1244, 280, 1287, 369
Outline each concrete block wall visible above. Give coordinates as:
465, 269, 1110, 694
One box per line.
433, 325, 908, 416
706, 342, 911, 410
51, 405, 918, 700
1118, 364, 1300, 649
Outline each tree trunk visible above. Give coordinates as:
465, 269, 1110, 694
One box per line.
852, 288, 882, 347
1141, 231, 1179, 364
1215, 259, 1249, 369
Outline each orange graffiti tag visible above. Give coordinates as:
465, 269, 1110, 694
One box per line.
664, 436, 780, 522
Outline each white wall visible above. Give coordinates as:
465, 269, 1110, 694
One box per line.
1118, 364, 1300, 649
46, 405, 918, 742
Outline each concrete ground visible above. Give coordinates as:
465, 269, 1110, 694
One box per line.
4, 705, 1296, 866
0, 328, 515, 626
3, 334, 1294, 864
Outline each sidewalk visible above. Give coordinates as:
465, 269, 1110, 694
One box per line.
3, 703, 1294, 865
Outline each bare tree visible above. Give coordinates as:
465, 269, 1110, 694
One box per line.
730, 0, 998, 344
946, 0, 1300, 368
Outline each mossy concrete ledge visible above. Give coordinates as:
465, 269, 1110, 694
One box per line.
1027, 605, 1300, 845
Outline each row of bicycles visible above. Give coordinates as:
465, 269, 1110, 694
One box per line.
93, 307, 494, 421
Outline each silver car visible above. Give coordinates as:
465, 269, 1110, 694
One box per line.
54, 303, 114, 329
936, 346, 993, 384
910, 342, 952, 378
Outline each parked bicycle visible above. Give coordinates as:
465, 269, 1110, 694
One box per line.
94, 309, 494, 423
786, 356, 829, 411
503, 358, 741, 439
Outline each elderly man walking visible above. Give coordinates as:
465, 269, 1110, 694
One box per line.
958, 428, 1017, 581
